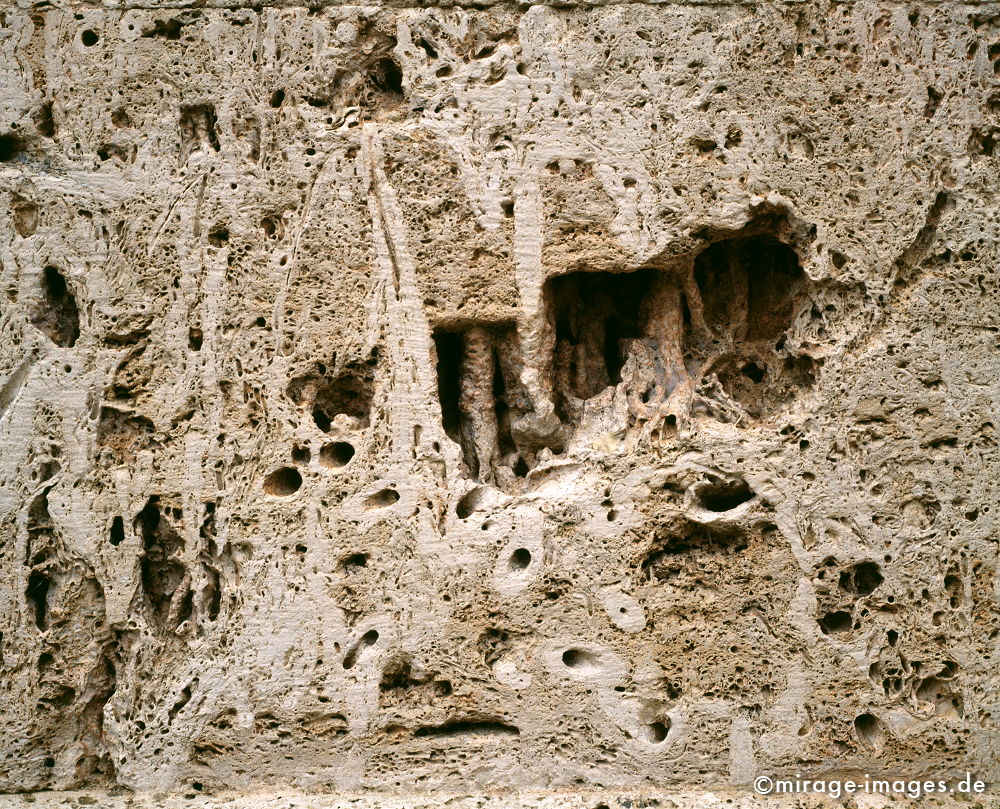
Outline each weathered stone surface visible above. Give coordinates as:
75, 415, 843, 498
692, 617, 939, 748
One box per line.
0, 0, 998, 802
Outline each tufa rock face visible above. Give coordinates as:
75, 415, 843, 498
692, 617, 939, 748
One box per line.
0, 0, 998, 798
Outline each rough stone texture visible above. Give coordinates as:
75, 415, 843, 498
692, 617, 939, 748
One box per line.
0, 0, 999, 802
5, 790, 994, 809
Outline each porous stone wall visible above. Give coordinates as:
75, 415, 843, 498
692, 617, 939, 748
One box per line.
1, 0, 998, 800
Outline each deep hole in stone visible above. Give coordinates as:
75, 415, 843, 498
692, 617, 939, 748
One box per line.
509, 548, 531, 570
379, 655, 412, 690
455, 489, 478, 519
938, 660, 958, 679
142, 17, 183, 40
839, 561, 883, 595
311, 370, 373, 432
819, 610, 853, 634
34, 103, 55, 138
32, 266, 80, 348
339, 552, 368, 572
414, 720, 519, 738
179, 104, 220, 155
365, 488, 399, 509
188, 327, 203, 351
205, 567, 221, 621
81, 29, 99, 46
260, 216, 279, 238
854, 713, 883, 748
562, 648, 597, 668
697, 478, 754, 511
545, 269, 659, 408
432, 323, 523, 483
270, 89, 285, 108
320, 441, 355, 467
944, 573, 962, 607
26, 571, 50, 630
343, 629, 379, 670
136, 497, 160, 543
694, 234, 805, 342
136, 497, 188, 631
110, 516, 125, 546
263, 467, 302, 496
645, 720, 670, 743
291, 445, 310, 464
312, 408, 331, 432
969, 128, 997, 157
741, 361, 765, 383
433, 329, 464, 443
370, 57, 403, 95
492, 347, 516, 458
686, 224, 814, 419
417, 37, 438, 59
177, 588, 193, 625
0, 135, 26, 162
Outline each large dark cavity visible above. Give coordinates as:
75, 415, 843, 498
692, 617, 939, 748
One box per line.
694, 235, 805, 342
31, 266, 80, 347
545, 269, 659, 403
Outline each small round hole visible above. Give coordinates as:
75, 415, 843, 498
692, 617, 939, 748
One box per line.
320, 441, 354, 467
818, 610, 852, 634
509, 548, 531, 571
645, 720, 670, 743
81, 29, 99, 46
263, 466, 302, 496
364, 488, 399, 509
339, 552, 368, 572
